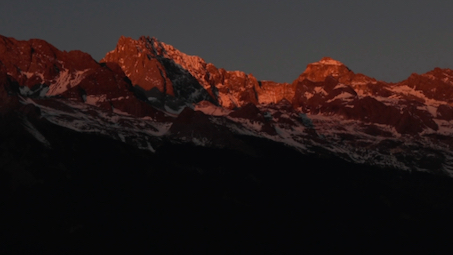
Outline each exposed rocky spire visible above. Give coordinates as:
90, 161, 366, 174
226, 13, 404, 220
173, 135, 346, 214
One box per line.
101, 36, 296, 109
0, 34, 451, 183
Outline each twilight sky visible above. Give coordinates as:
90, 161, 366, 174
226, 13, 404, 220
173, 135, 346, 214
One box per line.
1, 0, 453, 83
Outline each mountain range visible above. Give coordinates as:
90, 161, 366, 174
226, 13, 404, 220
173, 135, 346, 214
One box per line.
1, 35, 453, 254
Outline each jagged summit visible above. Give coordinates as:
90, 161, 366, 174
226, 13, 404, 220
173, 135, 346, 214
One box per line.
295, 57, 356, 84
2, 34, 453, 254
0, 34, 452, 175
313, 57, 345, 66
102, 35, 290, 109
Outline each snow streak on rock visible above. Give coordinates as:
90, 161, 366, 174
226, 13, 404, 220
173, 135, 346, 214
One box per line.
1, 34, 453, 176
47, 69, 89, 96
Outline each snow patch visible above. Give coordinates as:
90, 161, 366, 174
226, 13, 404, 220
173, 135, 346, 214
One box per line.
21, 71, 44, 81
314, 87, 328, 95
313, 58, 343, 66
21, 118, 51, 148
85, 95, 107, 106
164, 105, 186, 115
326, 92, 355, 103
304, 92, 314, 100
195, 103, 231, 116
333, 83, 349, 89
39, 86, 49, 97
19, 86, 33, 96
299, 113, 314, 128
192, 136, 210, 146
47, 69, 90, 96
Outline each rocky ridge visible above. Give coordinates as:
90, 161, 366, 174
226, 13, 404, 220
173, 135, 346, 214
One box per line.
1, 35, 453, 175
101, 36, 293, 109
3, 35, 453, 254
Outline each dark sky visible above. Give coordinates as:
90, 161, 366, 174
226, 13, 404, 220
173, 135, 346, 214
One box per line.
1, 0, 453, 83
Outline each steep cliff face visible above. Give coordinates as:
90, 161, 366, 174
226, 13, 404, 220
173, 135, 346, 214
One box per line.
1, 34, 453, 175
294, 57, 355, 83
101, 36, 174, 95
3, 34, 451, 137
101, 36, 295, 109
0, 36, 94, 98
400, 68, 453, 104
288, 57, 453, 135
3, 35, 453, 254
101, 36, 217, 111
255, 80, 295, 105
100, 36, 453, 138
0, 35, 167, 119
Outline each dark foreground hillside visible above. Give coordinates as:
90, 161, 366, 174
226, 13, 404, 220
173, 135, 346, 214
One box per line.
1, 115, 453, 254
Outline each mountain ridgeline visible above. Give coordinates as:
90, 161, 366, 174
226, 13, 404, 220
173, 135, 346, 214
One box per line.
1, 35, 453, 253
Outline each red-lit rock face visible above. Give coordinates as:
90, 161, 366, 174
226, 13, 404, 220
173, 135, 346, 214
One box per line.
100, 36, 452, 135
1, 34, 453, 174
293, 57, 356, 84
0, 36, 103, 89
101, 36, 174, 95
255, 80, 295, 105
0, 35, 164, 117
400, 68, 453, 103
288, 57, 453, 134
2, 34, 452, 137
101, 36, 295, 109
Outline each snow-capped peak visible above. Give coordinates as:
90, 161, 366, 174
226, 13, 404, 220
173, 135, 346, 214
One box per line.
314, 57, 344, 66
